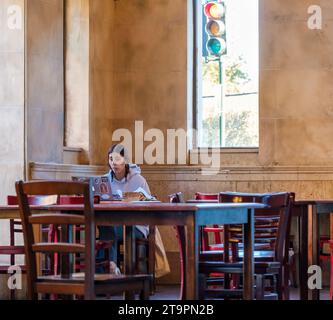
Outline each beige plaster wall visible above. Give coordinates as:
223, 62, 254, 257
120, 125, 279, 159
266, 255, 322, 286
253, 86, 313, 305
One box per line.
65, 0, 89, 155
26, 0, 64, 163
89, 0, 188, 165
0, 0, 64, 294
0, 0, 25, 268
86, 0, 333, 168
89, 0, 114, 165
259, 0, 333, 166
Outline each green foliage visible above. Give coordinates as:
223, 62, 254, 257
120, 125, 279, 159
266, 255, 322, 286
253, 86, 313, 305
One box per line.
202, 60, 220, 85
202, 55, 250, 94
202, 111, 258, 147
202, 115, 220, 147
225, 111, 258, 147
201, 56, 257, 147
225, 56, 250, 94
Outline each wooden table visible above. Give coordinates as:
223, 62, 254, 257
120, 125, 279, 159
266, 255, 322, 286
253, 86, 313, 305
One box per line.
293, 200, 333, 300
188, 198, 333, 300
0, 202, 265, 300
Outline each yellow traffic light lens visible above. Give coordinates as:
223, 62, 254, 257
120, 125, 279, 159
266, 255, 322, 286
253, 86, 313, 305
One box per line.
204, 2, 225, 19
206, 20, 226, 36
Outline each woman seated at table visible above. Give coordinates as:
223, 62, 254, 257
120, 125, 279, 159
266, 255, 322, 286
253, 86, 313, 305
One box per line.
99, 143, 170, 278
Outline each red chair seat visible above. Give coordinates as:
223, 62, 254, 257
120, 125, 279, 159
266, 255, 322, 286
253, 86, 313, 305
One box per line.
195, 192, 219, 200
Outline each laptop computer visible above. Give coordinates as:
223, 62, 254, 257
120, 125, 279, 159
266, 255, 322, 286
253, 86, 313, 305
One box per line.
72, 175, 113, 201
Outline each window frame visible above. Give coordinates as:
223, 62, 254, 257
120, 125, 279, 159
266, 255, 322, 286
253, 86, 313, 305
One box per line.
191, 0, 259, 151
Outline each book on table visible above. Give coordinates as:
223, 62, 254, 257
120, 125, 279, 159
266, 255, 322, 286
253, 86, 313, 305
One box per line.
123, 187, 157, 202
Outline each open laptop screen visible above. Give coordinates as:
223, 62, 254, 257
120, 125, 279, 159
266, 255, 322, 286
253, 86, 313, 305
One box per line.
72, 175, 113, 201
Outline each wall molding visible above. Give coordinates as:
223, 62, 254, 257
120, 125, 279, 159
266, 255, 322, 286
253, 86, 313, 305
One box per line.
30, 162, 333, 182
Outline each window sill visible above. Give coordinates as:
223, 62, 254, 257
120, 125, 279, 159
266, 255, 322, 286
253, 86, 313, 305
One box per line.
189, 147, 259, 167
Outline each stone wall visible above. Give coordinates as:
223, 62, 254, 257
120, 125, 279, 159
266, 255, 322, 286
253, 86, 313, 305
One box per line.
65, 0, 89, 157
83, 0, 333, 168
259, 0, 333, 166
89, 0, 115, 164
26, 0, 64, 164
88, 0, 188, 165
0, 0, 64, 293
0, 0, 25, 264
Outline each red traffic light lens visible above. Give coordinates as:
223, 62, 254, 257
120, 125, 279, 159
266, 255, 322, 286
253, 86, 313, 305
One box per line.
204, 2, 225, 19
207, 38, 227, 56
206, 20, 226, 36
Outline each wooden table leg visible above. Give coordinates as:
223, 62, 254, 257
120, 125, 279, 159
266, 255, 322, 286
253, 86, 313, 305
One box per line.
175, 225, 186, 300
243, 208, 254, 300
299, 205, 308, 300
124, 225, 135, 300
308, 205, 320, 300
185, 217, 197, 300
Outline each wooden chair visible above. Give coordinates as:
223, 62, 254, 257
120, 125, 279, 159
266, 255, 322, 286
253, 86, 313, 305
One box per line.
316, 229, 333, 299
194, 193, 221, 251
15, 180, 152, 300
135, 227, 156, 291
199, 192, 294, 300
116, 226, 156, 295
169, 192, 226, 297
6, 195, 112, 276
57, 195, 113, 274
0, 195, 57, 299
193, 192, 228, 287
195, 192, 219, 201
0, 224, 25, 300
200, 191, 297, 289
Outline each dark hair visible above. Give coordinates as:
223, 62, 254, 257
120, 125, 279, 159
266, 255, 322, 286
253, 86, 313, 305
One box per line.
108, 144, 130, 181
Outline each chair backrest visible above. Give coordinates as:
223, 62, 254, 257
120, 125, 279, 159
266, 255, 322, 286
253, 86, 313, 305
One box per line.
7, 195, 59, 247
195, 192, 218, 200
15, 180, 95, 299
219, 191, 294, 263
169, 192, 185, 203
57, 195, 100, 205
195, 192, 220, 249
7, 195, 58, 206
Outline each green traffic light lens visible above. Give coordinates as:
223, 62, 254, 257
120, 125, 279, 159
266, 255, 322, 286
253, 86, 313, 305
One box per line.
207, 38, 226, 56
208, 39, 221, 54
